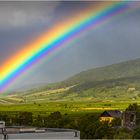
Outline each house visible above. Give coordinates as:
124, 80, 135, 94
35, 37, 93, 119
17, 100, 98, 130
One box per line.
122, 111, 136, 130
100, 110, 122, 123
0, 121, 5, 129
127, 87, 136, 92
100, 110, 137, 130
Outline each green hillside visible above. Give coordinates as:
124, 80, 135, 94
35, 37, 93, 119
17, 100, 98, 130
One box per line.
3, 58, 140, 103
37, 58, 140, 90
62, 58, 140, 85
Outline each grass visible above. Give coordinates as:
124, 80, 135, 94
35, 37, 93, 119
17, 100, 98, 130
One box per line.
0, 100, 139, 116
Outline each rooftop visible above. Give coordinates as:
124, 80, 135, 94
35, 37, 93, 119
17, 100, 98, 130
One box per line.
100, 110, 122, 118
0, 127, 80, 139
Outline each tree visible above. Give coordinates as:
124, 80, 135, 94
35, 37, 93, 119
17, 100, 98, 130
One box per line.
45, 111, 62, 128
18, 112, 33, 126
33, 115, 44, 127
78, 114, 101, 139
133, 125, 140, 139
126, 103, 139, 111
94, 123, 110, 139
83, 121, 100, 139
48, 111, 62, 120
114, 128, 133, 139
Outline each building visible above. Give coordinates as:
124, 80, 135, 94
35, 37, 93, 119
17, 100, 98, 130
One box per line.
100, 110, 138, 130
122, 111, 136, 130
0, 126, 80, 139
100, 110, 122, 123
0, 121, 5, 129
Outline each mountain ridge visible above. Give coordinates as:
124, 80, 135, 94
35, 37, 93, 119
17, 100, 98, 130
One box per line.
3, 57, 140, 103
47, 57, 140, 89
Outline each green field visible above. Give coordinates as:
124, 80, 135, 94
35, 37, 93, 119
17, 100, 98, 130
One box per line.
0, 100, 139, 115
1, 58, 140, 117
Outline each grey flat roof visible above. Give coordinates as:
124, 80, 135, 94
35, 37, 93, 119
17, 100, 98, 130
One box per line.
0, 127, 79, 134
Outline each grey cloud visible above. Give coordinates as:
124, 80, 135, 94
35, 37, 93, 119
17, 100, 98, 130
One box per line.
1, 1, 140, 91
0, 1, 60, 29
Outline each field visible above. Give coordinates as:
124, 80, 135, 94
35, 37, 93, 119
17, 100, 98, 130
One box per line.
1, 58, 140, 115
0, 97, 139, 139
0, 100, 139, 116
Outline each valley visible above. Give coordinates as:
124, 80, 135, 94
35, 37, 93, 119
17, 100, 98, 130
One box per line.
0, 58, 139, 114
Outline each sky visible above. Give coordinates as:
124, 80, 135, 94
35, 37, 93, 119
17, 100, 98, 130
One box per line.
1, 1, 140, 91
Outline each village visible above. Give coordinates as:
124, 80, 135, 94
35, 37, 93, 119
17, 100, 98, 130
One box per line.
100, 110, 136, 130
0, 103, 139, 139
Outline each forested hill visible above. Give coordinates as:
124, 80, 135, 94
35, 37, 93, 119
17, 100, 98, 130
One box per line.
5, 58, 140, 103
49, 58, 140, 88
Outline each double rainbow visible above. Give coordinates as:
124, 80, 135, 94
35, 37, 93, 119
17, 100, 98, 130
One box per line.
0, 2, 130, 93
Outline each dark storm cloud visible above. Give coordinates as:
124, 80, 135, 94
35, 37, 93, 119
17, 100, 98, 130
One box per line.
0, 1, 60, 29
30, 6, 140, 84
1, 1, 140, 90
0, 1, 60, 65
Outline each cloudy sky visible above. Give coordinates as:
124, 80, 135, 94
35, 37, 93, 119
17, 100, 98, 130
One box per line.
1, 1, 140, 91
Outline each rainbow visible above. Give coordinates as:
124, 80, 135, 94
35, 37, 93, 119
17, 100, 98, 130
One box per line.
0, 2, 131, 93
